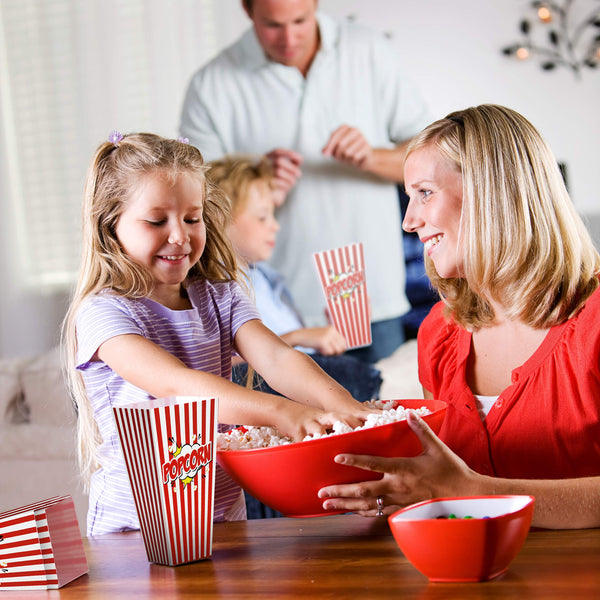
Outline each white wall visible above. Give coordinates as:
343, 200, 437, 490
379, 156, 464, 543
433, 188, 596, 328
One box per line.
326, 0, 600, 211
1, 0, 599, 359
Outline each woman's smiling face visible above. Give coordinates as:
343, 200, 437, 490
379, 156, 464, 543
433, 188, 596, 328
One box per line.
402, 144, 465, 279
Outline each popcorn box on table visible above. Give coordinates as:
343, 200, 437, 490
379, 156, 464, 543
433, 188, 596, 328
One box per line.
113, 396, 218, 567
313, 242, 372, 349
0, 495, 88, 591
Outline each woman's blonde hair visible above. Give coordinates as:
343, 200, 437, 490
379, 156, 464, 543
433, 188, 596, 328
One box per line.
406, 104, 600, 329
206, 154, 274, 217
62, 133, 240, 485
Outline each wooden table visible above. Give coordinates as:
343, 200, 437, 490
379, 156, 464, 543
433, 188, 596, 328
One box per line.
28, 515, 600, 598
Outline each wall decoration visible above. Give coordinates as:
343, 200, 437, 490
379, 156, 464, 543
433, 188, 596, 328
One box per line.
502, 0, 600, 75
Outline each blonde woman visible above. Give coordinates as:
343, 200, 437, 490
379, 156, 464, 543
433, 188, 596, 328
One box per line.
63, 132, 370, 536
319, 105, 600, 529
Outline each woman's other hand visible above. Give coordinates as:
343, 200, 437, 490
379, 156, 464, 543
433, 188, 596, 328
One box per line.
317, 410, 480, 516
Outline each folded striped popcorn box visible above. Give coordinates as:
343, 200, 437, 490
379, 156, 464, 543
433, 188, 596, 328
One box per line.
113, 396, 218, 566
313, 242, 372, 349
0, 495, 88, 591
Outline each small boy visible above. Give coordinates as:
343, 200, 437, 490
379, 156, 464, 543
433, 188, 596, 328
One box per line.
207, 156, 382, 403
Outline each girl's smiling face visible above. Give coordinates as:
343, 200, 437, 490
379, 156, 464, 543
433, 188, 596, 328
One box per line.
402, 144, 464, 279
115, 170, 206, 305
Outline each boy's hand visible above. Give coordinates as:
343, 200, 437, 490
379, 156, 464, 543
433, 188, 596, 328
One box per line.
298, 326, 347, 355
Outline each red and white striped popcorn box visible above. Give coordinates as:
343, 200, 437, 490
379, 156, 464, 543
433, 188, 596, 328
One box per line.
0, 495, 88, 591
313, 242, 372, 349
112, 396, 218, 567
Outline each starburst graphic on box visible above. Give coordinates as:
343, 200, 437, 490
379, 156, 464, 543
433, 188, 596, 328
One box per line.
162, 434, 212, 491
326, 265, 364, 303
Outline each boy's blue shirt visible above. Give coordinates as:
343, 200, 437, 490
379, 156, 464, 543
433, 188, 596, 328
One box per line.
247, 262, 313, 354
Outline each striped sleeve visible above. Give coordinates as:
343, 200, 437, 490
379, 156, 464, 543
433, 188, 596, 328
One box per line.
76, 295, 144, 369
229, 281, 261, 336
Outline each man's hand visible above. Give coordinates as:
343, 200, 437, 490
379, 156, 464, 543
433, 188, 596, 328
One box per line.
322, 125, 373, 170
323, 127, 411, 183
265, 148, 303, 206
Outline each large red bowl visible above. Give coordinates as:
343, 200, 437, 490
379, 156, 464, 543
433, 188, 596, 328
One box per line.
217, 399, 447, 517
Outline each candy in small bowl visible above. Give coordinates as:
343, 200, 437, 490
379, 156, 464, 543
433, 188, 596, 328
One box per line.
388, 495, 535, 582
217, 399, 447, 518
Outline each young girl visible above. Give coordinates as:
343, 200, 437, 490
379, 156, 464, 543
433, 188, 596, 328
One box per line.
206, 155, 382, 404
63, 132, 370, 536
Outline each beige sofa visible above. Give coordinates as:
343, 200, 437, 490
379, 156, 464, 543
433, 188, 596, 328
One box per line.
0, 347, 88, 534
0, 340, 421, 536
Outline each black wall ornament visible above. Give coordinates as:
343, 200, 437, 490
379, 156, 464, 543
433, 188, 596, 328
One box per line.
502, 0, 600, 76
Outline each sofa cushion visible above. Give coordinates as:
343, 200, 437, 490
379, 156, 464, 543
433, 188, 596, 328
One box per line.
0, 424, 76, 460
21, 348, 76, 427
0, 360, 26, 424
375, 339, 423, 400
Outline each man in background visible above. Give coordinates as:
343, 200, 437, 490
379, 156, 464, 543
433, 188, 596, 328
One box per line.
180, 0, 431, 363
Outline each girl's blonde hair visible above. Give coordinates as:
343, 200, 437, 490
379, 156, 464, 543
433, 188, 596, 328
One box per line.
406, 104, 600, 329
63, 133, 240, 485
205, 155, 274, 217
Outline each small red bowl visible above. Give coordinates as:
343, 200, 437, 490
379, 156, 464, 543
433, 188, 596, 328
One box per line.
388, 495, 535, 582
217, 399, 447, 517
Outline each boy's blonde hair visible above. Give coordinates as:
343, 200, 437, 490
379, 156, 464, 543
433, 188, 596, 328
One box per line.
63, 133, 240, 484
406, 104, 600, 329
206, 155, 274, 217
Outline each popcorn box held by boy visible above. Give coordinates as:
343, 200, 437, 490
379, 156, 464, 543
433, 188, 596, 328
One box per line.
313, 242, 372, 349
0, 495, 88, 590
113, 396, 218, 566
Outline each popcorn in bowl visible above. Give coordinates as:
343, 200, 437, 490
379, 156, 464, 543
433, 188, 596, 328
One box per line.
217, 400, 432, 451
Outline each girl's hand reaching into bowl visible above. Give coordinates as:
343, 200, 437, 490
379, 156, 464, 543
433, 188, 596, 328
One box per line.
273, 402, 372, 442
317, 396, 385, 433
